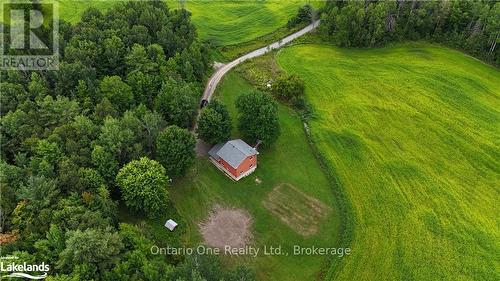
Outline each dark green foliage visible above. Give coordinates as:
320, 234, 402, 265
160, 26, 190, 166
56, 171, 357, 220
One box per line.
287, 4, 313, 28
270, 73, 305, 104
96, 116, 136, 166
320, 0, 500, 66
52, 0, 209, 111
51, 115, 99, 166
133, 106, 168, 157
50, 187, 117, 231
54, 61, 96, 97
1, 109, 33, 160
125, 44, 157, 74
235, 91, 281, 146
99, 76, 134, 113
57, 228, 123, 277
11, 176, 60, 248
0, 1, 238, 279
34, 224, 65, 265
0, 82, 27, 116
94, 108, 167, 172
116, 157, 169, 218
77, 168, 106, 192
28, 73, 48, 100
106, 223, 175, 280
196, 99, 232, 145
0, 162, 24, 232
156, 125, 196, 177
37, 96, 81, 134
29, 139, 63, 178
101, 36, 126, 76
91, 145, 119, 185
64, 39, 100, 67
94, 98, 119, 121
155, 79, 199, 128
126, 70, 158, 108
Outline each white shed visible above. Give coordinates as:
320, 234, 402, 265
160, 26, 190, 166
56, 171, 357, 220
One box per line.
164, 219, 178, 231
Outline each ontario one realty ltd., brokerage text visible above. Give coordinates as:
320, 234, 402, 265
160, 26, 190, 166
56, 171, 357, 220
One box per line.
151, 245, 352, 258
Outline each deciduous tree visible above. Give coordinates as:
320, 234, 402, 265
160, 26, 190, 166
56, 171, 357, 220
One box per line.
116, 157, 169, 217
99, 76, 134, 113
197, 100, 232, 145
156, 125, 196, 177
235, 91, 280, 146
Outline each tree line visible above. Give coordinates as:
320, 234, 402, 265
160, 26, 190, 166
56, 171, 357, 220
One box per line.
0, 1, 254, 280
320, 0, 500, 66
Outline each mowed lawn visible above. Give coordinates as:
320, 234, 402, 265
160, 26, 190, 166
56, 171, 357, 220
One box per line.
170, 72, 341, 281
277, 43, 500, 280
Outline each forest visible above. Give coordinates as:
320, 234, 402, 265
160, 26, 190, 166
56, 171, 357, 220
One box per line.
320, 0, 500, 66
0, 1, 254, 280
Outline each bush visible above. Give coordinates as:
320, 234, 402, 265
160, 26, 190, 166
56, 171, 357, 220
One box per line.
287, 4, 313, 28
270, 73, 305, 103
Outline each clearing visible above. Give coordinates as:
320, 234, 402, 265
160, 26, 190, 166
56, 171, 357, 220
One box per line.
171, 72, 340, 281
278, 43, 500, 280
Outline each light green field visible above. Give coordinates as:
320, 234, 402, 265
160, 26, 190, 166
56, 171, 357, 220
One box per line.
7, 1, 319, 46
181, 0, 319, 46
0, 1, 114, 24
54, 0, 114, 23
170, 72, 341, 281
277, 43, 500, 280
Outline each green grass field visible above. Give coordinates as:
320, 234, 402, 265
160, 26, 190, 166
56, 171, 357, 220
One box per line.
170, 72, 341, 281
53, 0, 115, 23
8, 0, 318, 47
182, 0, 318, 46
277, 43, 500, 280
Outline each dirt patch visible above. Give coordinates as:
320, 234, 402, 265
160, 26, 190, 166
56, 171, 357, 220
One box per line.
199, 205, 253, 249
263, 183, 331, 236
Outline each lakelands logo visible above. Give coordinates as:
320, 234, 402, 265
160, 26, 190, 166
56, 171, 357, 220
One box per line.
0, 257, 49, 280
0, 0, 59, 70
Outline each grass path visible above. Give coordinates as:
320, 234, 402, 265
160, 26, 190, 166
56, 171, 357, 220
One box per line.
277, 43, 500, 280
171, 72, 341, 281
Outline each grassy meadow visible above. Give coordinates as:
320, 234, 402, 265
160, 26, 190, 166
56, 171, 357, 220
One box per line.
277, 43, 500, 280
170, 72, 341, 281
182, 0, 319, 46
9, 0, 319, 47
54, 0, 115, 23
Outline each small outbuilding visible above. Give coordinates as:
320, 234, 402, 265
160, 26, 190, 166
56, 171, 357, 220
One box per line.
208, 139, 259, 181
164, 219, 178, 231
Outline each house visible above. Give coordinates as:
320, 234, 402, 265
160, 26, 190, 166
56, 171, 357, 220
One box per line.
208, 139, 259, 181
164, 219, 178, 231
